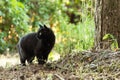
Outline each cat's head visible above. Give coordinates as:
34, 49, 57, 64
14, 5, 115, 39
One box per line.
36, 24, 54, 39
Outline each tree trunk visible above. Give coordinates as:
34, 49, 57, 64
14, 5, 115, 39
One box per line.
94, 0, 120, 50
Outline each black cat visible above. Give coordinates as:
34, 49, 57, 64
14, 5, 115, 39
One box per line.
17, 24, 55, 66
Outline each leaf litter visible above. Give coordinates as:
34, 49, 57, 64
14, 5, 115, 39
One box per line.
0, 50, 120, 80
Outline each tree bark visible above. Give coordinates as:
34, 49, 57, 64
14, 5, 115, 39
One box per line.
94, 0, 120, 50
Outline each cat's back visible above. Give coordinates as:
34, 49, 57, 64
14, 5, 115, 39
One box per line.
21, 33, 37, 42
19, 33, 38, 48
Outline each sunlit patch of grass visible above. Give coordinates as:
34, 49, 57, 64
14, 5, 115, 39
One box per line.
48, 51, 60, 62
0, 53, 19, 68
0, 52, 60, 68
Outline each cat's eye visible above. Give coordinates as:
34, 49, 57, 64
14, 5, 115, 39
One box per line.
39, 32, 42, 35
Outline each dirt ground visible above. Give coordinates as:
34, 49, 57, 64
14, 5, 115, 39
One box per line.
0, 50, 120, 80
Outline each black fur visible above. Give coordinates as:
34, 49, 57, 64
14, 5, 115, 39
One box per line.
17, 24, 55, 66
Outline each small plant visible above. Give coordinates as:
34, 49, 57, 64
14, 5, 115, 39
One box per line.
103, 33, 118, 50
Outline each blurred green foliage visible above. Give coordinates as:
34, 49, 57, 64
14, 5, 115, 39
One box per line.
0, 0, 29, 53
0, 0, 95, 54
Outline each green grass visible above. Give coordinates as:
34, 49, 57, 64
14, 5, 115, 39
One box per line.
54, 17, 95, 55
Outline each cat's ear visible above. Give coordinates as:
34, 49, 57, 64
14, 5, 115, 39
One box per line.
39, 24, 43, 29
44, 24, 47, 29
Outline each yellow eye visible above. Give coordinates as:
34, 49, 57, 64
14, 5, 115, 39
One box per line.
39, 32, 42, 35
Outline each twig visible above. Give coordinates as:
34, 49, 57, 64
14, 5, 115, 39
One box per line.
54, 74, 65, 80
